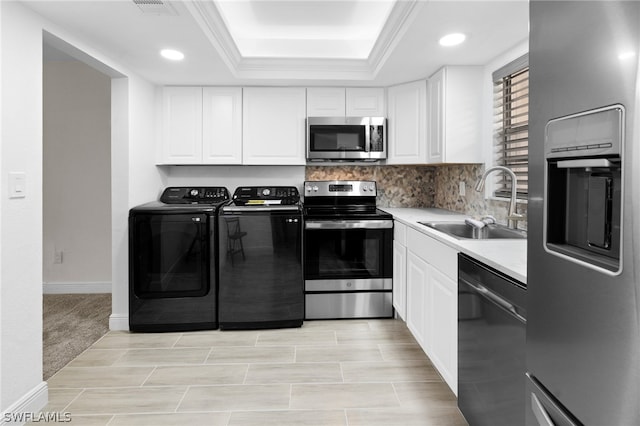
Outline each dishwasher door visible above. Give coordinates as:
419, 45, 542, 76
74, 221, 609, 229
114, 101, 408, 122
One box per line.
458, 253, 527, 426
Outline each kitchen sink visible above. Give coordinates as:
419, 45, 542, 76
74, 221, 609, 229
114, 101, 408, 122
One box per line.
418, 221, 527, 240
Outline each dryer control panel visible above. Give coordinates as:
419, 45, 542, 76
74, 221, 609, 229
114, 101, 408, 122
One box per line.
160, 187, 230, 204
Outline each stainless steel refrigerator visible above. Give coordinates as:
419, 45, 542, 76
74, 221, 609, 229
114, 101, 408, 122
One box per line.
528, 1, 640, 424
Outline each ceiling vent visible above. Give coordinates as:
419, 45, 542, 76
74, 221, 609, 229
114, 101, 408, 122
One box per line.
133, 0, 177, 16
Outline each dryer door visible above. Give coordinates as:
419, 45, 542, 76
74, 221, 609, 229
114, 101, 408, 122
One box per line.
131, 212, 210, 298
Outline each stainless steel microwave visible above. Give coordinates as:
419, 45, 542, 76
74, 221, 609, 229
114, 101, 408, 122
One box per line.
306, 117, 387, 161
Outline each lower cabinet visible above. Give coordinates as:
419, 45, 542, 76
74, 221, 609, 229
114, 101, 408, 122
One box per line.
406, 251, 428, 345
402, 226, 458, 395
393, 221, 408, 320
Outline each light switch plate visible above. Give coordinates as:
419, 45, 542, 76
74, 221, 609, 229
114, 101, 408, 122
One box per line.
9, 172, 26, 199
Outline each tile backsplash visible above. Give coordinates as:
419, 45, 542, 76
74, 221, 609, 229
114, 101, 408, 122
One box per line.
305, 164, 527, 229
306, 165, 434, 208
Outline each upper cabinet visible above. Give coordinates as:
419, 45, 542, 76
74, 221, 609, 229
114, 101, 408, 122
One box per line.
386, 66, 484, 165
203, 87, 243, 164
346, 88, 385, 116
307, 88, 346, 116
159, 86, 242, 165
386, 80, 427, 164
161, 86, 203, 165
306, 87, 385, 117
427, 66, 483, 164
242, 87, 307, 165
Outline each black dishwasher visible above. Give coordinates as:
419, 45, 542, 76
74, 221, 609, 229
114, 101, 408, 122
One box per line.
458, 253, 526, 426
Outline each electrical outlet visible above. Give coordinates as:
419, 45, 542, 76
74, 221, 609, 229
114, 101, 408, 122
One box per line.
54, 250, 63, 264
459, 181, 466, 197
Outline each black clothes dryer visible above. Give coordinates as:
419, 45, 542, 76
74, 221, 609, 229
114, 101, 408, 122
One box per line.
129, 187, 229, 332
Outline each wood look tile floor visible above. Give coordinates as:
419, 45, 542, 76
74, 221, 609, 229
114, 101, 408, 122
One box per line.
37, 319, 468, 426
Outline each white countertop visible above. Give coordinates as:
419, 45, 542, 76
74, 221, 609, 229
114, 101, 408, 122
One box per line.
381, 207, 527, 284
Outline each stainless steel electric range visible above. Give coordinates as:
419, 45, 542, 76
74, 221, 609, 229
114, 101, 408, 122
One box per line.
303, 180, 393, 319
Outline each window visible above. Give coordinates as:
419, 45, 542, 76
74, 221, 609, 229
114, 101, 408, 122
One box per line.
493, 54, 529, 199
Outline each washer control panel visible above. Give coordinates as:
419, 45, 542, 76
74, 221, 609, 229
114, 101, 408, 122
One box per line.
232, 186, 300, 206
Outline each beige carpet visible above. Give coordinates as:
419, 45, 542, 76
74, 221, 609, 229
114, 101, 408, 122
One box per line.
43, 293, 111, 380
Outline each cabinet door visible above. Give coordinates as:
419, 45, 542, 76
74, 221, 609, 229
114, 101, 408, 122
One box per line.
307, 88, 346, 117
242, 87, 307, 165
346, 88, 385, 116
202, 87, 242, 164
427, 66, 483, 164
386, 80, 427, 164
427, 68, 445, 163
393, 240, 407, 320
406, 251, 429, 349
161, 87, 203, 164
428, 264, 457, 395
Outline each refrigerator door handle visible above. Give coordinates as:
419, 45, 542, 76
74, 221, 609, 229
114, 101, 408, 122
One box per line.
531, 393, 556, 426
460, 276, 526, 323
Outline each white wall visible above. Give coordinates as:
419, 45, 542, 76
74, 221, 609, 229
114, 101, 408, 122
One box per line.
1, 1, 47, 415
0, 0, 163, 416
110, 74, 164, 331
43, 61, 112, 292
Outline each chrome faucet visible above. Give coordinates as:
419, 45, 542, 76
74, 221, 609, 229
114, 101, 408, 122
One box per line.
475, 166, 525, 229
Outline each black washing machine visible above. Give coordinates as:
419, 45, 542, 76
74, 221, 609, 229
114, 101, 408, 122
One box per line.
129, 186, 229, 332
218, 186, 303, 330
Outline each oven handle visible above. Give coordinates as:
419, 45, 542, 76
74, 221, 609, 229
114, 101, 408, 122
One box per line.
305, 219, 393, 230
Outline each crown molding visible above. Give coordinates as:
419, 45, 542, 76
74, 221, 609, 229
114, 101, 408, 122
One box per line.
184, 0, 422, 81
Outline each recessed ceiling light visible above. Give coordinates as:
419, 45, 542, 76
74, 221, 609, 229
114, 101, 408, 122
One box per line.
160, 49, 185, 61
439, 33, 466, 47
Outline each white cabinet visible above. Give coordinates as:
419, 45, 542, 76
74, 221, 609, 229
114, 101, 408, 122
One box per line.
306, 87, 385, 117
393, 221, 407, 320
346, 88, 385, 116
404, 227, 458, 395
427, 264, 457, 393
161, 86, 203, 164
406, 250, 428, 347
202, 87, 243, 164
242, 87, 307, 165
386, 80, 427, 164
427, 66, 483, 164
160, 86, 242, 165
307, 88, 346, 116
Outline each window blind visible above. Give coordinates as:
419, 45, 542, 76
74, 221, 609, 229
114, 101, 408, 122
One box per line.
493, 54, 529, 199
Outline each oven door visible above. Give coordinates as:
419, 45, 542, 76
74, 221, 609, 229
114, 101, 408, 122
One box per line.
304, 218, 393, 319
304, 219, 393, 286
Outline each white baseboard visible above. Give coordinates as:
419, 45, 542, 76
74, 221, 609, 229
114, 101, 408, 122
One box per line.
0, 382, 48, 425
43, 281, 111, 294
109, 313, 129, 331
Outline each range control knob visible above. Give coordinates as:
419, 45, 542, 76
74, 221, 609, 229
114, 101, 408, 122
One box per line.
189, 189, 199, 197
262, 188, 271, 197
313, 185, 319, 192
305, 186, 312, 192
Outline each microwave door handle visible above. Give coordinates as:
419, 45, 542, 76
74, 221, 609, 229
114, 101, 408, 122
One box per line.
364, 120, 371, 153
